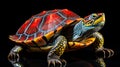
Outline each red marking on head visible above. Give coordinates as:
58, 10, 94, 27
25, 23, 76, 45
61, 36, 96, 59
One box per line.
83, 15, 91, 23
84, 15, 89, 19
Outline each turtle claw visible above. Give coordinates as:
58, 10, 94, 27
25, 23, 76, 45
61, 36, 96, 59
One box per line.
48, 59, 62, 67
103, 48, 114, 58
8, 51, 20, 63
109, 49, 114, 57
96, 48, 114, 58
60, 59, 67, 67
48, 59, 66, 67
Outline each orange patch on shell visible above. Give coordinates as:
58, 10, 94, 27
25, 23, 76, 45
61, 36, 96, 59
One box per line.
24, 40, 34, 46
34, 37, 47, 46
45, 31, 54, 40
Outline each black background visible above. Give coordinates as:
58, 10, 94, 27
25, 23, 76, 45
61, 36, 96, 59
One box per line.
1, 0, 120, 67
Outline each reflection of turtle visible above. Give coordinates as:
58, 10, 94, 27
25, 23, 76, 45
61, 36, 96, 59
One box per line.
8, 9, 114, 66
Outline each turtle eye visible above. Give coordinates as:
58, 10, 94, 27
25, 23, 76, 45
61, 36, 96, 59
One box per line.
92, 15, 96, 18
91, 14, 97, 18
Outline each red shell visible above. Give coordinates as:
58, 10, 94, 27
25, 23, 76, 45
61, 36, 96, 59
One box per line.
9, 9, 80, 46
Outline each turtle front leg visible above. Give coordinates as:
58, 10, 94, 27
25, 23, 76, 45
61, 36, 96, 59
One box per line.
8, 45, 23, 62
92, 32, 114, 58
47, 35, 67, 67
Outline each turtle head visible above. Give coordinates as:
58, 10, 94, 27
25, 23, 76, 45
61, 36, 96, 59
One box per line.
73, 13, 105, 41
84, 13, 105, 31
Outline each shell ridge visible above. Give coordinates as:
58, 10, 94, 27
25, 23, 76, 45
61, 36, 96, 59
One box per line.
38, 11, 50, 30
57, 12, 67, 26
24, 18, 35, 34
25, 35, 29, 40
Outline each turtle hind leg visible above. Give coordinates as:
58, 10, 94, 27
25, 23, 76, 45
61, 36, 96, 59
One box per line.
47, 35, 67, 67
92, 32, 114, 58
8, 45, 23, 62
95, 58, 106, 67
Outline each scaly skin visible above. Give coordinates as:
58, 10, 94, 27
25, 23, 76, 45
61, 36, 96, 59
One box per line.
92, 32, 114, 58
96, 58, 106, 67
47, 35, 67, 67
8, 45, 22, 62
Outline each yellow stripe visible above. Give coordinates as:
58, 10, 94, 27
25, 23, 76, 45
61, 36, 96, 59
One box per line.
68, 37, 96, 48
34, 37, 46, 46
57, 26, 62, 32
94, 14, 105, 25
24, 40, 34, 46
44, 31, 54, 40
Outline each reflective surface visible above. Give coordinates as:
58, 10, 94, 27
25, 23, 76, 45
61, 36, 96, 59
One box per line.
9, 58, 106, 67
7, 49, 119, 67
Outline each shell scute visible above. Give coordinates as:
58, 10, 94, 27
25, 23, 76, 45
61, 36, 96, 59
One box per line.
17, 20, 31, 34
26, 17, 42, 34
41, 13, 65, 31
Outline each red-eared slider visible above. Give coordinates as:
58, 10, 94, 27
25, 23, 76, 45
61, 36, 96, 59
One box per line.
8, 9, 114, 67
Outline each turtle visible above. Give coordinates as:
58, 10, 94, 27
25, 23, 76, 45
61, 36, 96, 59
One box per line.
8, 9, 114, 67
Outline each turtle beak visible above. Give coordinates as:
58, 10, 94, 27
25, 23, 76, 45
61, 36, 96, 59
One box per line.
93, 13, 105, 26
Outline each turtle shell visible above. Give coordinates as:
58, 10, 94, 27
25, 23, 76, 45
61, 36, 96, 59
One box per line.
9, 9, 81, 47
